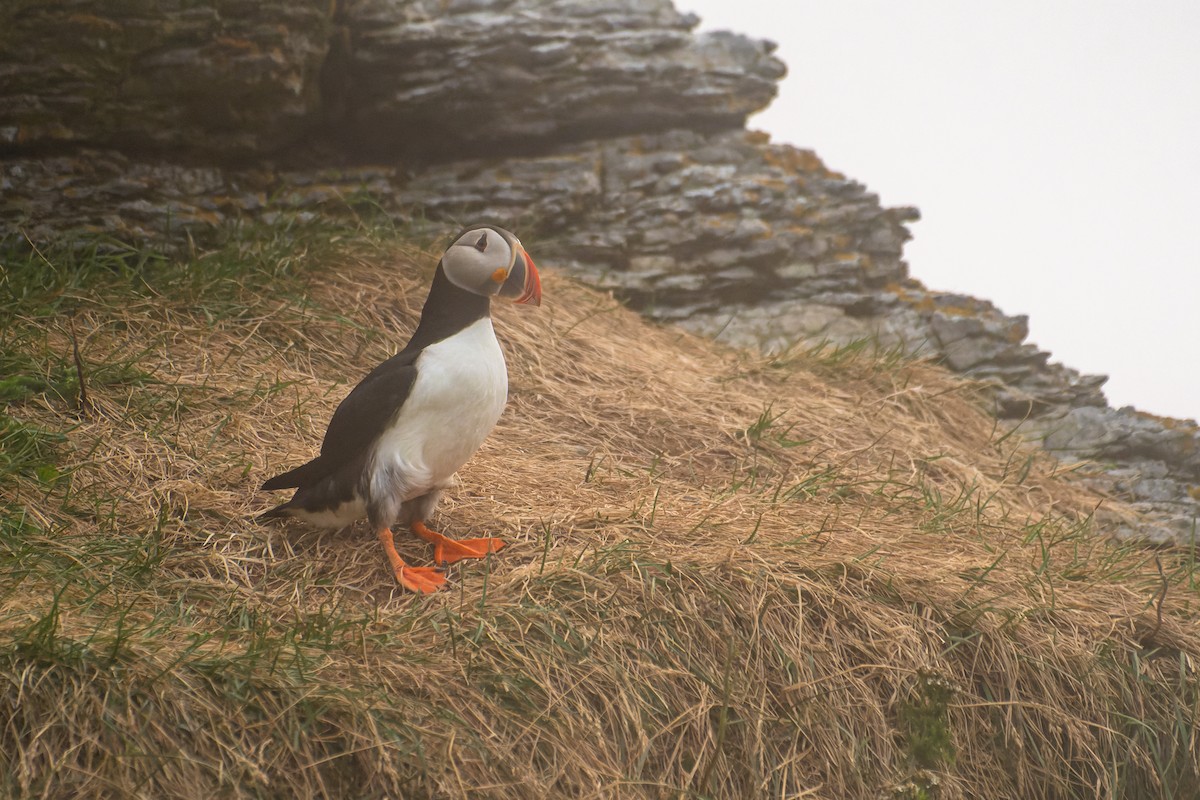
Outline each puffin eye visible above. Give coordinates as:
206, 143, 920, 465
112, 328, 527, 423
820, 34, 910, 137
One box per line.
474, 232, 489, 252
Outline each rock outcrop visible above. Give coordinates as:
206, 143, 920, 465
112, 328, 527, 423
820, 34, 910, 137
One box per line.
2, 0, 1195, 543
1, 0, 780, 159
0, 0, 330, 157
339, 0, 784, 157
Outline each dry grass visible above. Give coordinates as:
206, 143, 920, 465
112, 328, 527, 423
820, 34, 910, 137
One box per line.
1, 223, 1198, 799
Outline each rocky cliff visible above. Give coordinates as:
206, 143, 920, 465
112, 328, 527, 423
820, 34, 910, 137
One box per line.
3, 0, 1196, 543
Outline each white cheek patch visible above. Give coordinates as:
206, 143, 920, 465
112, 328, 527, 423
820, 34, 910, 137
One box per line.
443, 236, 513, 295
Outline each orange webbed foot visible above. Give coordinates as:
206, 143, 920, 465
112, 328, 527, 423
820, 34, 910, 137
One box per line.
411, 521, 507, 565
377, 527, 447, 594
431, 536, 507, 565
396, 565, 447, 594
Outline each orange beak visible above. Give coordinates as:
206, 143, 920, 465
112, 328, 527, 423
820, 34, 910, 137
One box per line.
507, 246, 542, 306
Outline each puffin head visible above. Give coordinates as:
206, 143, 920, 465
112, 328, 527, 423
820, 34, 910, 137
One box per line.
440, 225, 542, 306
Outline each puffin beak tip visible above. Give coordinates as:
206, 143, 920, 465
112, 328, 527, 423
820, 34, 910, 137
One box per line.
513, 248, 542, 307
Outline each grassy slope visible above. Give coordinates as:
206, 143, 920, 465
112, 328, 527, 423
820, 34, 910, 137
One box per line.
1, 222, 1198, 799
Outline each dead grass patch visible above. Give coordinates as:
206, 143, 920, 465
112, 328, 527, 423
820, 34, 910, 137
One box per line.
1, 225, 1198, 798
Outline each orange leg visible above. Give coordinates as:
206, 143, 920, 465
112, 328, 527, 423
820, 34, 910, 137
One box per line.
377, 527, 445, 593
411, 521, 506, 565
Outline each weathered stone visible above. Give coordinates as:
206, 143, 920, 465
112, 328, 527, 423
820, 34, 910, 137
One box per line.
679, 301, 872, 353
1032, 406, 1128, 457
628, 255, 678, 274
929, 312, 986, 346
1027, 406, 1200, 478
775, 262, 817, 281
339, 0, 785, 158
387, 128, 920, 319
1113, 510, 1198, 546
941, 336, 1005, 372
0, 0, 330, 158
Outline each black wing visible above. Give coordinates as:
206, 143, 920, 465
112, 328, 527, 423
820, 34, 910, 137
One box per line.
261, 350, 420, 490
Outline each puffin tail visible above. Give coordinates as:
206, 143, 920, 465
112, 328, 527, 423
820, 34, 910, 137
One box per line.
256, 502, 295, 523
261, 456, 326, 491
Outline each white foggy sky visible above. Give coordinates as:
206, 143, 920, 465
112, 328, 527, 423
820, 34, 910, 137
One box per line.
680, 1, 1200, 422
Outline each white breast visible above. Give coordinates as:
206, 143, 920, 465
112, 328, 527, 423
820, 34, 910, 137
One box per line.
369, 317, 508, 503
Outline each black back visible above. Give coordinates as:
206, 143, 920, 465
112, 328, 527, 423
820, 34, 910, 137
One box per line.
260, 265, 491, 497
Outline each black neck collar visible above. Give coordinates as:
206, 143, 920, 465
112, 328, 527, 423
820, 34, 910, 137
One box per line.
404, 265, 492, 353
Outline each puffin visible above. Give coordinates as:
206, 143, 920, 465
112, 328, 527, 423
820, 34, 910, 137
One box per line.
259, 225, 542, 593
